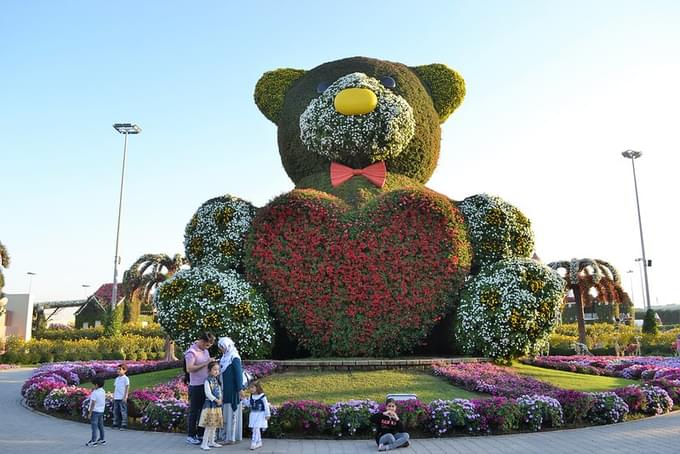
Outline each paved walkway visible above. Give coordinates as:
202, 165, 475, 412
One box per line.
1, 368, 679, 454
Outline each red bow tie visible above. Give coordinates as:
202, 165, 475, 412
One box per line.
330, 161, 387, 188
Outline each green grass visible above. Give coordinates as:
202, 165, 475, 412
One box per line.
85, 368, 182, 393
81, 361, 637, 400
259, 369, 485, 404
512, 362, 638, 392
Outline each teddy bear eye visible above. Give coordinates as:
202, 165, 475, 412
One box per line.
380, 76, 396, 89
316, 82, 330, 94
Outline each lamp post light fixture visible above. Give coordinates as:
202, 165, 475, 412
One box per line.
110, 123, 142, 311
622, 149, 651, 311
27, 271, 37, 295
81, 284, 91, 300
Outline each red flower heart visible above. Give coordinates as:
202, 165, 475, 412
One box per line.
246, 188, 471, 356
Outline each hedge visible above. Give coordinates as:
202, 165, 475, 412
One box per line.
1, 335, 165, 364
35, 323, 165, 341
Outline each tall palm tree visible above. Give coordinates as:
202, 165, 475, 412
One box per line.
122, 253, 186, 360
548, 258, 628, 344
122, 253, 186, 321
0, 241, 10, 316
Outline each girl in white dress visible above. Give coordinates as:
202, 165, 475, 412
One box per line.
241, 381, 270, 450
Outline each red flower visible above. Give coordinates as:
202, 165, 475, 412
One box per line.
245, 188, 472, 357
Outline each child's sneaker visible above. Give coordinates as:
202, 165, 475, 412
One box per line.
85, 440, 97, 447
186, 436, 201, 445
209, 441, 223, 448
377, 444, 387, 451
200, 446, 211, 451
97, 440, 106, 446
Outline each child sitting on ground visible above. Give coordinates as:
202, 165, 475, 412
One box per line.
370, 398, 410, 451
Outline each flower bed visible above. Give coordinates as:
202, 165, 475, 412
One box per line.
521, 356, 680, 381
21, 360, 181, 409
433, 362, 561, 398
23, 360, 276, 430
21, 360, 676, 438
0, 363, 18, 370
430, 361, 677, 426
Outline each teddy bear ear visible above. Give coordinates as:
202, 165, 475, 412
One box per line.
254, 68, 307, 123
412, 64, 466, 123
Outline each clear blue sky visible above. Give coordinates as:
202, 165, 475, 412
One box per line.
2, 0, 679, 309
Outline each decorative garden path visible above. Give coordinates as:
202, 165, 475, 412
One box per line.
2, 368, 679, 454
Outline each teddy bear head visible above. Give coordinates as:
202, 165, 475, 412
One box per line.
254, 56, 465, 185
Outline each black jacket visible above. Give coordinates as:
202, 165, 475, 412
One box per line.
370, 412, 405, 444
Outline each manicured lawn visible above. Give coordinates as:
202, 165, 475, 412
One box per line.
260, 369, 485, 404
512, 362, 638, 392
86, 368, 182, 393
82, 362, 637, 399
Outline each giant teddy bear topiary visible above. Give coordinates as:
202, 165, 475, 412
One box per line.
155, 57, 565, 360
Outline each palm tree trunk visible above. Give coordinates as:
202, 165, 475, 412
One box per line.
573, 285, 587, 345
163, 335, 177, 361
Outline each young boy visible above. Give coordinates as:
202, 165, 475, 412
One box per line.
86, 376, 106, 447
113, 364, 130, 430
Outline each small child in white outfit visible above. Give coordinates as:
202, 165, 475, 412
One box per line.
241, 381, 270, 450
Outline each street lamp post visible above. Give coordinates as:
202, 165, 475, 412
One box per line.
626, 269, 635, 305
634, 258, 646, 309
622, 150, 651, 311
111, 123, 142, 312
27, 271, 37, 295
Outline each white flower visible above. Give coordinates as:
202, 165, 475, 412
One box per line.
299, 73, 415, 162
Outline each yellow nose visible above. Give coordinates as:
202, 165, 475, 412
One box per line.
334, 88, 378, 115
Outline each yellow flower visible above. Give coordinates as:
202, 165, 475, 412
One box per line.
232, 300, 254, 321
214, 206, 235, 226
484, 208, 504, 226
528, 279, 545, 293
202, 282, 223, 301
189, 237, 204, 258
219, 240, 236, 256
480, 290, 501, 309
509, 310, 523, 329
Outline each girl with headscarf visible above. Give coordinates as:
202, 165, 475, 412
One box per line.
218, 336, 245, 444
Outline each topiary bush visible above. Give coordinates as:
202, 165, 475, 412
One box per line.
174, 56, 560, 358
184, 195, 257, 272
643, 309, 659, 335
154, 266, 273, 357
455, 258, 565, 360
458, 194, 534, 270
